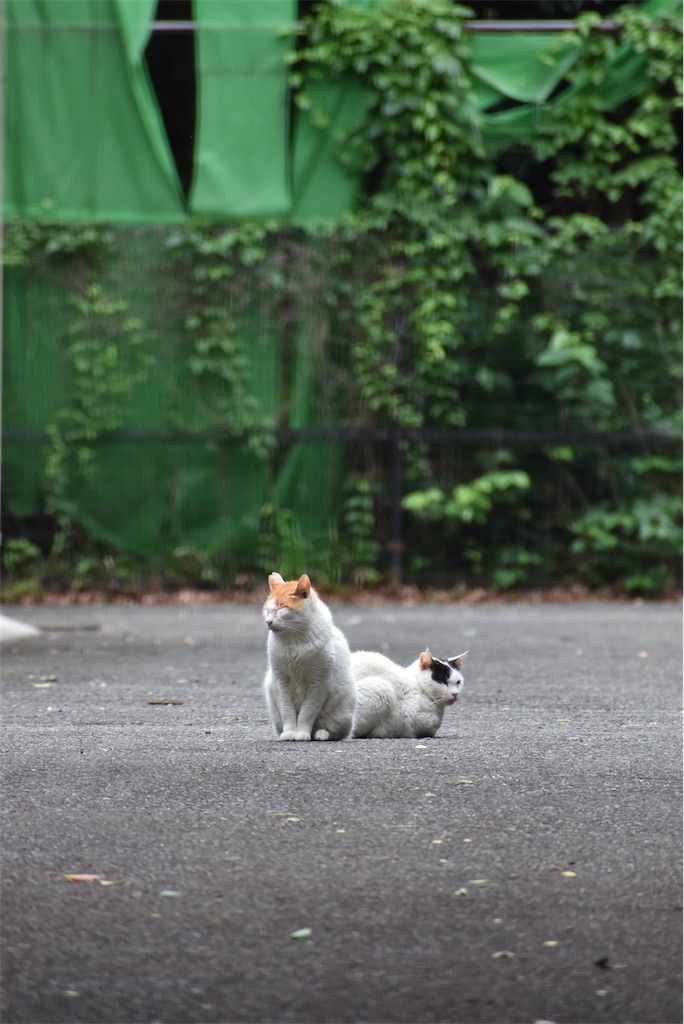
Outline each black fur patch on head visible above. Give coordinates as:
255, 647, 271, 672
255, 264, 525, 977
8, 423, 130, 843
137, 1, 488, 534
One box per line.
429, 657, 451, 687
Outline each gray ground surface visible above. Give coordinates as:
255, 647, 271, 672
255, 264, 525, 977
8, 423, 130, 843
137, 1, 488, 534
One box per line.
1, 599, 682, 1024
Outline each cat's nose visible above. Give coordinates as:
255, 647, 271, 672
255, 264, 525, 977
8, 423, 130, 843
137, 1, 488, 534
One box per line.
265, 616, 274, 628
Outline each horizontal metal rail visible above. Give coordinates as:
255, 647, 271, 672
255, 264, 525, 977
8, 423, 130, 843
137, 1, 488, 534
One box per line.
5, 425, 677, 581
464, 19, 619, 32
4, 428, 678, 449
6, 19, 622, 33
150, 19, 620, 33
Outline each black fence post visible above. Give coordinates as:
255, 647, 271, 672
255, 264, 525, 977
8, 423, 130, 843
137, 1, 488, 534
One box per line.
388, 427, 404, 589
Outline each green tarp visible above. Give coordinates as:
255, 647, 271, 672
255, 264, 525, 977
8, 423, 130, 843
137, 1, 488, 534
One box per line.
292, 75, 374, 221
475, 0, 681, 146
189, 0, 295, 219
3, 0, 184, 221
470, 32, 582, 105
4, 0, 681, 222
113, 0, 157, 64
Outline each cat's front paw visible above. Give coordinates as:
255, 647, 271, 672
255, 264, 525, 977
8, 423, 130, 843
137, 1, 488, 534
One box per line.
279, 730, 297, 741
313, 729, 331, 741
293, 730, 312, 741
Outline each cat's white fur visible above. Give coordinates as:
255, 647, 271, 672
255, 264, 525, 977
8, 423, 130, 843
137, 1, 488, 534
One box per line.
351, 648, 467, 739
263, 572, 356, 741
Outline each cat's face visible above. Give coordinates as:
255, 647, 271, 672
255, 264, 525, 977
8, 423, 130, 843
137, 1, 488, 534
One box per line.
263, 572, 312, 633
418, 649, 467, 706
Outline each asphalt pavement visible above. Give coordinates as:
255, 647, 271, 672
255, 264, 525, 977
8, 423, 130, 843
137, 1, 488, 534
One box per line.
1, 598, 682, 1024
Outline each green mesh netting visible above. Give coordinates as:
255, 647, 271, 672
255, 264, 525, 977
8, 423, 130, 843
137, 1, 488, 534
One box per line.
2, 228, 347, 564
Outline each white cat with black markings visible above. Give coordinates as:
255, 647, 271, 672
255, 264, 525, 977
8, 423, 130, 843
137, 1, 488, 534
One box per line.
351, 648, 467, 739
263, 572, 356, 741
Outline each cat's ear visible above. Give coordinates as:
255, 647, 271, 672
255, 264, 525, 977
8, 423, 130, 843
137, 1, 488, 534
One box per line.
295, 574, 311, 599
449, 651, 468, 669
419, 649, 433, 671
268, 572, 284, 588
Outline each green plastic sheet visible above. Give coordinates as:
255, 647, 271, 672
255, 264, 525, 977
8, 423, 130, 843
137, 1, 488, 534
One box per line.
4, 0, 680, 222
113, 0, 157, 64
292, 76, 374, 221
292, 0, 378, 221
476, 0, 682, 147
3, 0, 183, 221
189, 0, 295, 219
470, 33, 581, 105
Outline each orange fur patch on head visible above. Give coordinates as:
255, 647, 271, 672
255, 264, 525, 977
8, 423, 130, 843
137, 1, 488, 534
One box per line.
267, 572, 313, 609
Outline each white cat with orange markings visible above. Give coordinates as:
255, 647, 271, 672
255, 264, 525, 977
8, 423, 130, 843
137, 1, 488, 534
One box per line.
263, 572, 356, 741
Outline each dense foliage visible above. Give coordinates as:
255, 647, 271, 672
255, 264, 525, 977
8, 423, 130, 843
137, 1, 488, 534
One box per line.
2, 0, 681, 595
290, 0, 682, 592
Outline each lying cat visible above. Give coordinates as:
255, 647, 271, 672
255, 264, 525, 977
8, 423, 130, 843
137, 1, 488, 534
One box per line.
351, 648, 467, 739
263, 572, 356, 741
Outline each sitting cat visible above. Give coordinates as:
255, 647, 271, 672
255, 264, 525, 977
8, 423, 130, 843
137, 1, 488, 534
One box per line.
263, 572, 356, 741
351, 648, 467, 739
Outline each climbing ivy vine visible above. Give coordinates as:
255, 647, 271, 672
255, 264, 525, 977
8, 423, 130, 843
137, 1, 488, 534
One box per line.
293, 0, 495, 429
45, 282, 152, 553
165, 222, 275, 443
